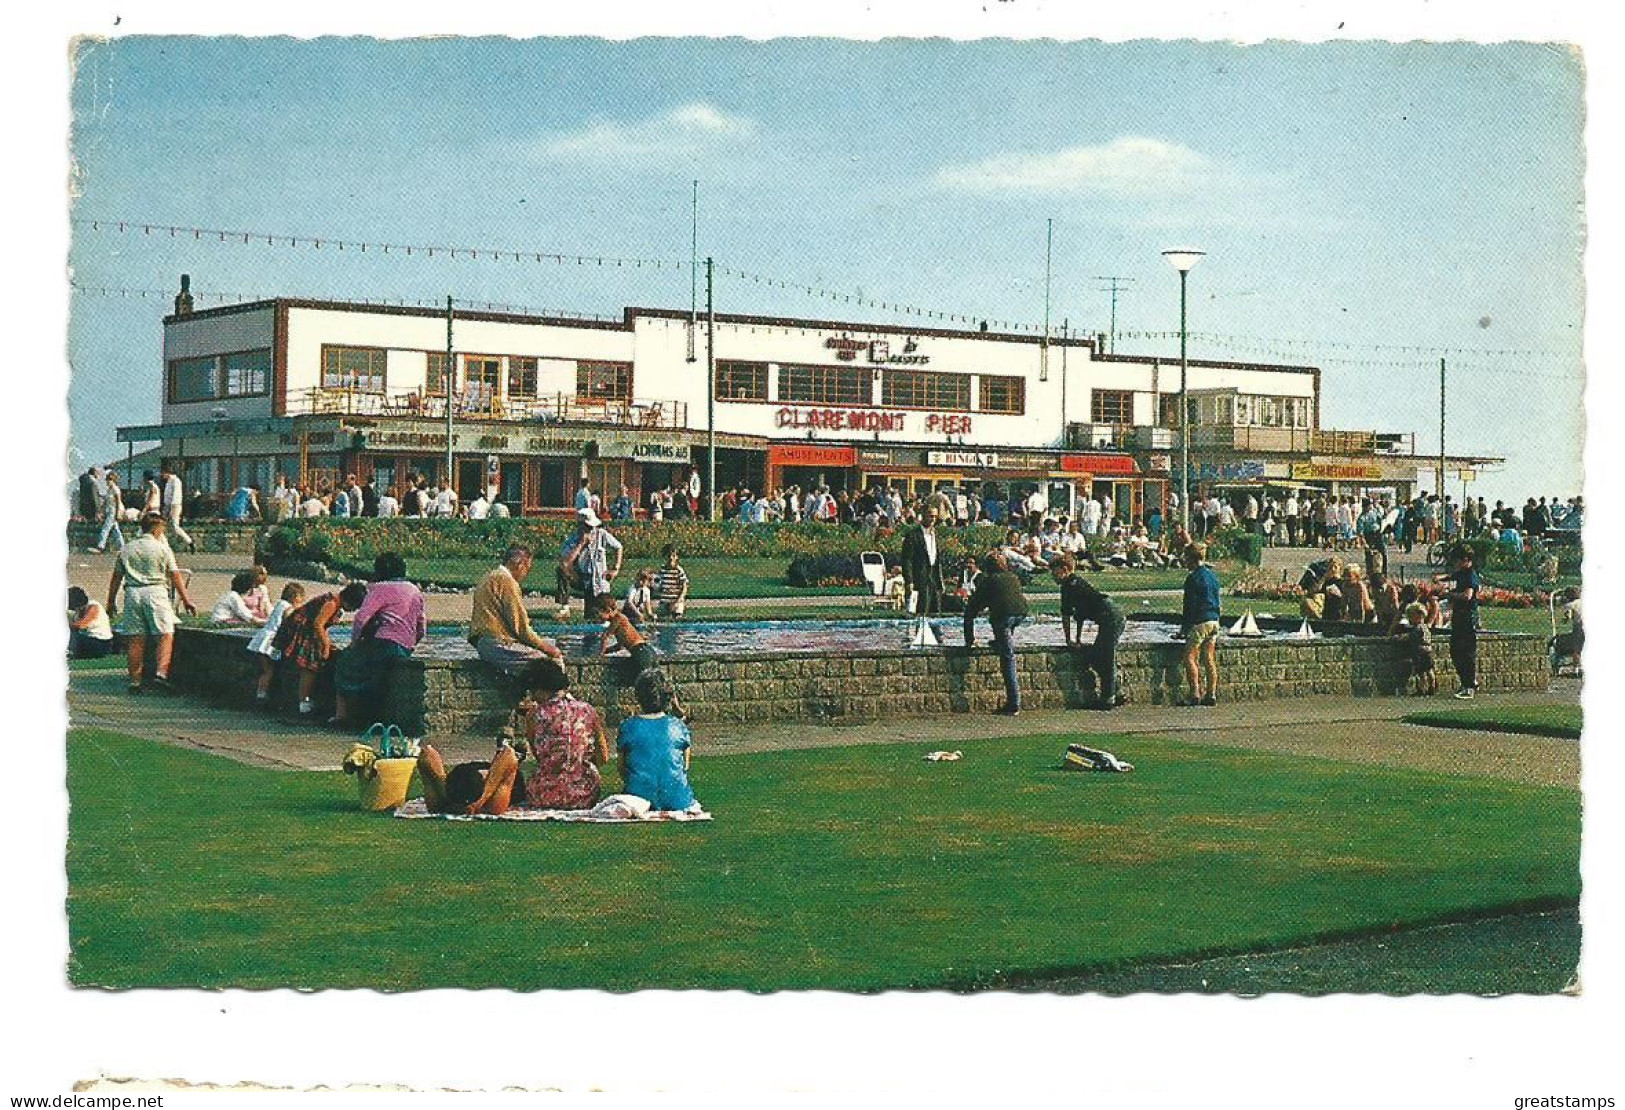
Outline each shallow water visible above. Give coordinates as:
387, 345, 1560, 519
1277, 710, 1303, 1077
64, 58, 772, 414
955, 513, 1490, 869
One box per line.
319, 615, 1335, 661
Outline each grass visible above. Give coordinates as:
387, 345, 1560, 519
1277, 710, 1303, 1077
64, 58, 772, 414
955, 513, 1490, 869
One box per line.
1036, 907, 1579, 995
67, 726, 1579, 992
1478, 606, 1566, 638
1402, 703, 1583, 740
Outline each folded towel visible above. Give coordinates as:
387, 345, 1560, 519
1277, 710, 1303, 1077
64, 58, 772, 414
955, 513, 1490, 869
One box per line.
393, 793, 711, 822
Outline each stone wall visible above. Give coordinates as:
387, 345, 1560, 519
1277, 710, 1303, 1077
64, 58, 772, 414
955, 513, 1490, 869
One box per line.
170, 626, 1550, 738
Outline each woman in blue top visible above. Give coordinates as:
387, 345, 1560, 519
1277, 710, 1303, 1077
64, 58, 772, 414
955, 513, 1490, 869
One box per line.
617, 669, 700, 812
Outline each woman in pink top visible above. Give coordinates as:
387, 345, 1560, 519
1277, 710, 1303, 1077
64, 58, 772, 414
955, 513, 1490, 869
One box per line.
331, 552, 427, 725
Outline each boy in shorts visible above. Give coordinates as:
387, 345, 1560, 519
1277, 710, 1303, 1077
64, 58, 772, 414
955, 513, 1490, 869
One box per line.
1179, 542, 1221, 707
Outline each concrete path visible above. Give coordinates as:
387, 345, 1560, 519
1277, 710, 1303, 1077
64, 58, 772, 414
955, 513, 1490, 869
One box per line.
67, 662, 1581, 791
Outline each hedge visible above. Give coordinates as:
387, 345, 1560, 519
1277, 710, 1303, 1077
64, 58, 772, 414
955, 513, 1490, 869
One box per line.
257, 518, 1023, 566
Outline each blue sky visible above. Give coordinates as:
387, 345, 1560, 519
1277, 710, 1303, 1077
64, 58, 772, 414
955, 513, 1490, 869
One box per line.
68, 36, 1584, 501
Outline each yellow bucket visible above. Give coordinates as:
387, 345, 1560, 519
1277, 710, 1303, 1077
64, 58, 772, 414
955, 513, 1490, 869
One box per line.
358, 757, 418, 812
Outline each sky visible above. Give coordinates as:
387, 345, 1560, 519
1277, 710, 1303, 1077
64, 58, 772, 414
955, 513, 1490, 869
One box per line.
66, 36, 1585, 503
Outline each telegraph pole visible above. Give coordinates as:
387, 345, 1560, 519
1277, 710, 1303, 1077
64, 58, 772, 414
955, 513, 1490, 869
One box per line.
444, 296, 455, 490
1092, 276, 1135, 354
1437, 357, 1446, 498
1041, 218, 1053, 381
687, 179, 699, 363
705, 256, 717, 521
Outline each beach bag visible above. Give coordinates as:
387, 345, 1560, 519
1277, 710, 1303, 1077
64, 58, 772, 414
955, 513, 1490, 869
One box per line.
1063, 743, 1135, 773
346, 725, 419, 811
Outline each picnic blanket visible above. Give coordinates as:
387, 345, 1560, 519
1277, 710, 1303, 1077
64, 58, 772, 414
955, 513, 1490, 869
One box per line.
393, 793, 712, 823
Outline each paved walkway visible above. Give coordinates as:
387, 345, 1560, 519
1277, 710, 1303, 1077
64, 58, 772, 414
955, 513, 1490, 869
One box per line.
67, 662, 1581, 790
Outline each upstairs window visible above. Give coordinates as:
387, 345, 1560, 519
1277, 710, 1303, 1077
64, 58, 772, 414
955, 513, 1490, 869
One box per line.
779, 363, 870, 406
715, 360, 768, 402
222, 350, 270, 397
976, 375, 1025, 415
882, 370, 970, 411
577, 360, 632, 403
426, 352, 449, 395
1091, 389, 1133, 425
508, 357, 539, 399
320, 346, 386, 392
168, 356, 218, 403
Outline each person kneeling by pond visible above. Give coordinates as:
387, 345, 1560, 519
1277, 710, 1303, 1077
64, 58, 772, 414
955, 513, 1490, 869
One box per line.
962, 551, 1029, 717
1051, 553, 1126, 710
617, 669, 701, 814
594, 594, 689, 720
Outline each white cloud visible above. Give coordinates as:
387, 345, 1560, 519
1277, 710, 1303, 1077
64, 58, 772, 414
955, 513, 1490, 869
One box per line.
933, 136, 1226, 196
529, 102, 757, 163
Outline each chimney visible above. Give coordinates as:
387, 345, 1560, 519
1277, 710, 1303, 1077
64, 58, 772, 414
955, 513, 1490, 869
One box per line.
174, 274, 194, 317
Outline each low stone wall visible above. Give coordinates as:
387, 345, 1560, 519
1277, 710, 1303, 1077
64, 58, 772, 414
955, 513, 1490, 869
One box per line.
68, 521, 265, 555
170, 624, 1550, 738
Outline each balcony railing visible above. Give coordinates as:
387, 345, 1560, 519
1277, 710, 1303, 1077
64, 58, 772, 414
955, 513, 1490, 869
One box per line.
287, 386, 688, 430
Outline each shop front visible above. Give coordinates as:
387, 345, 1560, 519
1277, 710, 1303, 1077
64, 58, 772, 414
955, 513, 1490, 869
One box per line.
1060, 452, 1146, 525
768, 443, 859, 495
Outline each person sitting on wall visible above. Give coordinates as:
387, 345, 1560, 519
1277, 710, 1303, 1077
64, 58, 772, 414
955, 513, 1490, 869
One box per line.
471, 545, 565, 675
67, 586, 118, 659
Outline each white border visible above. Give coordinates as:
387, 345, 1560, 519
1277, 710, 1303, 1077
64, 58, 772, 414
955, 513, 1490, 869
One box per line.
12, 1, 1620, 1100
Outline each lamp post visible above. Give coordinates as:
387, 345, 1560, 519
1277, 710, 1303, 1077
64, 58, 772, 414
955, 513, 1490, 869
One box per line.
1162, 249, 1205, 533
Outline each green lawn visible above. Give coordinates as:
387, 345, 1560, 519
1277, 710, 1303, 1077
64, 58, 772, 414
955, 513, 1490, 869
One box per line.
1038, 907, 1579, 995
1402, 703, 1583, 740
67, 727, 1579, 992
1478, 606, 1565, 638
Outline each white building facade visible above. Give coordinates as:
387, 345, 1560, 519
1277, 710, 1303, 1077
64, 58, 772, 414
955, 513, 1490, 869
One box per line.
120, 281, 1483, 520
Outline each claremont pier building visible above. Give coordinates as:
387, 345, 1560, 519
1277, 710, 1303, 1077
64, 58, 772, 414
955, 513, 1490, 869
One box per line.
116, 278, 1499, 519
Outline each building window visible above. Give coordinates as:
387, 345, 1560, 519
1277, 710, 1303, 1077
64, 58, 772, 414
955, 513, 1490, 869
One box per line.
882, 369, 970, 411
462, 356, 501, 409
508, 357, 539, 399
1290, 397, 1312, 428
577, 360, 632, 404
426, 352, 449, 395
780, 363, 871, 406
1259, 398, 1279, 426
1091, 389, 1133, 425
1214, 396, 1234, 425
320, 346, 387, 393
222, 350, 271, 398
976, 375, 1025, 415
168, 356, 217, 403
715, 360, 768, 402
1234, 396, 1254, 426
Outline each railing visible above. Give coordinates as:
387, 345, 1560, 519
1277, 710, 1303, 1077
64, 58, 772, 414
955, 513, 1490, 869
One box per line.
1310, 429, 1377, 455
287, 387, 688, 429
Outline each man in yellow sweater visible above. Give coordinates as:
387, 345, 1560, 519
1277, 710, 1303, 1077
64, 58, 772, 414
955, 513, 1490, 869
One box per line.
469, 545, 564, 674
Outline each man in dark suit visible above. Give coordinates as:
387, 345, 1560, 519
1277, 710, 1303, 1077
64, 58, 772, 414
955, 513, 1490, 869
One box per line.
900, 504, 947, 616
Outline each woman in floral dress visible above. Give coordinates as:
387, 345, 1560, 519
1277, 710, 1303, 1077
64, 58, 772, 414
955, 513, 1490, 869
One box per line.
520, 658, 609, 810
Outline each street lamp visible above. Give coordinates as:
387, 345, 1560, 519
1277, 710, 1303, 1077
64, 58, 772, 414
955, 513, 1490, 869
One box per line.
1162, 248, 1204, 533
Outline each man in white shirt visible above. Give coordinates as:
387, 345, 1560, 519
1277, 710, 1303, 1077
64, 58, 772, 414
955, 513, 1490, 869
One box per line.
158, 464, 195, 552
648, 485, 666, 522
1284, 493, 1300, 545
489, 499, 510, 519
376, 489, 400, 518
436, 485, 459, 517
1081, 497, 1101, 537
467, 492, 491, 520
299, 494, 328, 517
